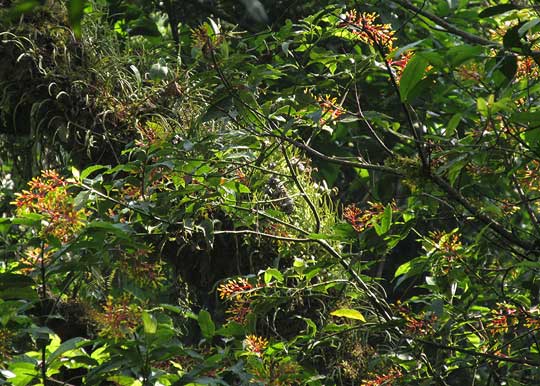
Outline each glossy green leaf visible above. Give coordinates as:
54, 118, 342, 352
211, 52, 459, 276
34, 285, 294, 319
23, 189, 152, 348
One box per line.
142, 311, 157, 334
478, 4, 516, 18
264, 268, 284, 283
67, 0, 86, 38
81, 165, 108, 180
198, 310, 215, 339
399, 55, 429, 102
330, 308, 366, 322
518, 19, 540, 37
47, 337, 90, 365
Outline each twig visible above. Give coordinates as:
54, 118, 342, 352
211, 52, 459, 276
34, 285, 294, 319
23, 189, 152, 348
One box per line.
281, 143, 321, 233
418, 339, 540, 366
353, 82, 394, 157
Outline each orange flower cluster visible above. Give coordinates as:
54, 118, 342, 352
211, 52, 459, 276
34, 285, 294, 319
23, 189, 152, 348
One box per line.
341, 11, 396, 51
191, 23, 224, 54
217, 278, 260, 324
361, 368, 403, 386
485, 303, 540, 335
13, 170, 86, 242
0, 328, 14, 362
248, 358, 302, 386
395, 303, 437, 336
389, 51, 413, 81
343, 202, 394, 233
405, 313, 437, 335
92, 295, 142, 339
19, 246, 53, 273
519, 160, 540, 191
235, 169, 248, 185
244, 335, 268, 357
119, 247, 165, 288
429, 231, 462, 263
318, 95, 344, 124
517, 56, 540, 80
457, 62, 482, 81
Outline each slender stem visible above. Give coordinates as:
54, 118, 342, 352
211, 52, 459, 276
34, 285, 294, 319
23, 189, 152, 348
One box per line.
281, 143, 321, 233
418, 339, 540, 366
39, 241, 47, 386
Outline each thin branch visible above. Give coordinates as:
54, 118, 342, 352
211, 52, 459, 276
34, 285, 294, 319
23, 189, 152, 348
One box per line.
419, 339, 540, 366
278, 133, 403, 175
511, 170, 540, 235
353, 81, 394, 157
281, 143, 321, 233
430, 173, 534, 250
389, 1, 494, 46
391, 0, 540, 56
214, 229, 310, 242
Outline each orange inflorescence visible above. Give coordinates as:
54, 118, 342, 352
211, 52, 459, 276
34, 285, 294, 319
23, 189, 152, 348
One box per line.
318, 95, 344, 124
517, 56, 540, 80
361, 368, 403, 386
248, 358, 302, 386
457, 62, 482, 81
119, 247, 165, 288
343, 201, 395, 233
0, 328, 14, 362
218, 278, 254, 300
244, 335, 269, 357
389, 51, 413, 81
191, 23, 224, 53
395, 303, 437, 336
235, 169, 248, 185
13, 170, 86, 242
429, 231, 463, 262
19, 246, 53, 273
218, 278, 261, 324
487, 303, 518, 334
519, 160, 540, 191
341, 10, 396, 51
92, 295, 142, 339
482, 304, 540, 337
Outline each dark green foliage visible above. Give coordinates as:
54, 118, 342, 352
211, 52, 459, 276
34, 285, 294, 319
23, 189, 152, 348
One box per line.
2, 1, 540, 385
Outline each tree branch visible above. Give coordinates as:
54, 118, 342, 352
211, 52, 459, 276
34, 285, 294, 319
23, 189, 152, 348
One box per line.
390, 0, 540, 56
419, 339, 540, 366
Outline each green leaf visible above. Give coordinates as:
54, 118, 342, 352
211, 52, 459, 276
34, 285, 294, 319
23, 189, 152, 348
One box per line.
142, 311, 157, 334
499, 54, 517, 79
503, 25, 523, 50
107, 376, 140, 386
446, 45, 483, 66
395, 261, 413, 277
511, 110, 540, 126
518, 19, 540, 37
264, 268, 284, 283
85, 221, 133, 238
198, 310, 215, 339
12, 213, 42, 226
478, 4, 516, 18
71, 166, 80, 181
375, 205, 392, 236
0, 273, 34, 291
149, 62, 169, 80
399, 55, 429, 102
477, 97, 488, 116
67, 0, 86, 38
216, 322, 245, 337
446, 113, 462, 137
7, 361, 37, 386
330, 308, 366, 322
522, 128, 540, 149
47, 337, 90, 366
81, 165, 108, 180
